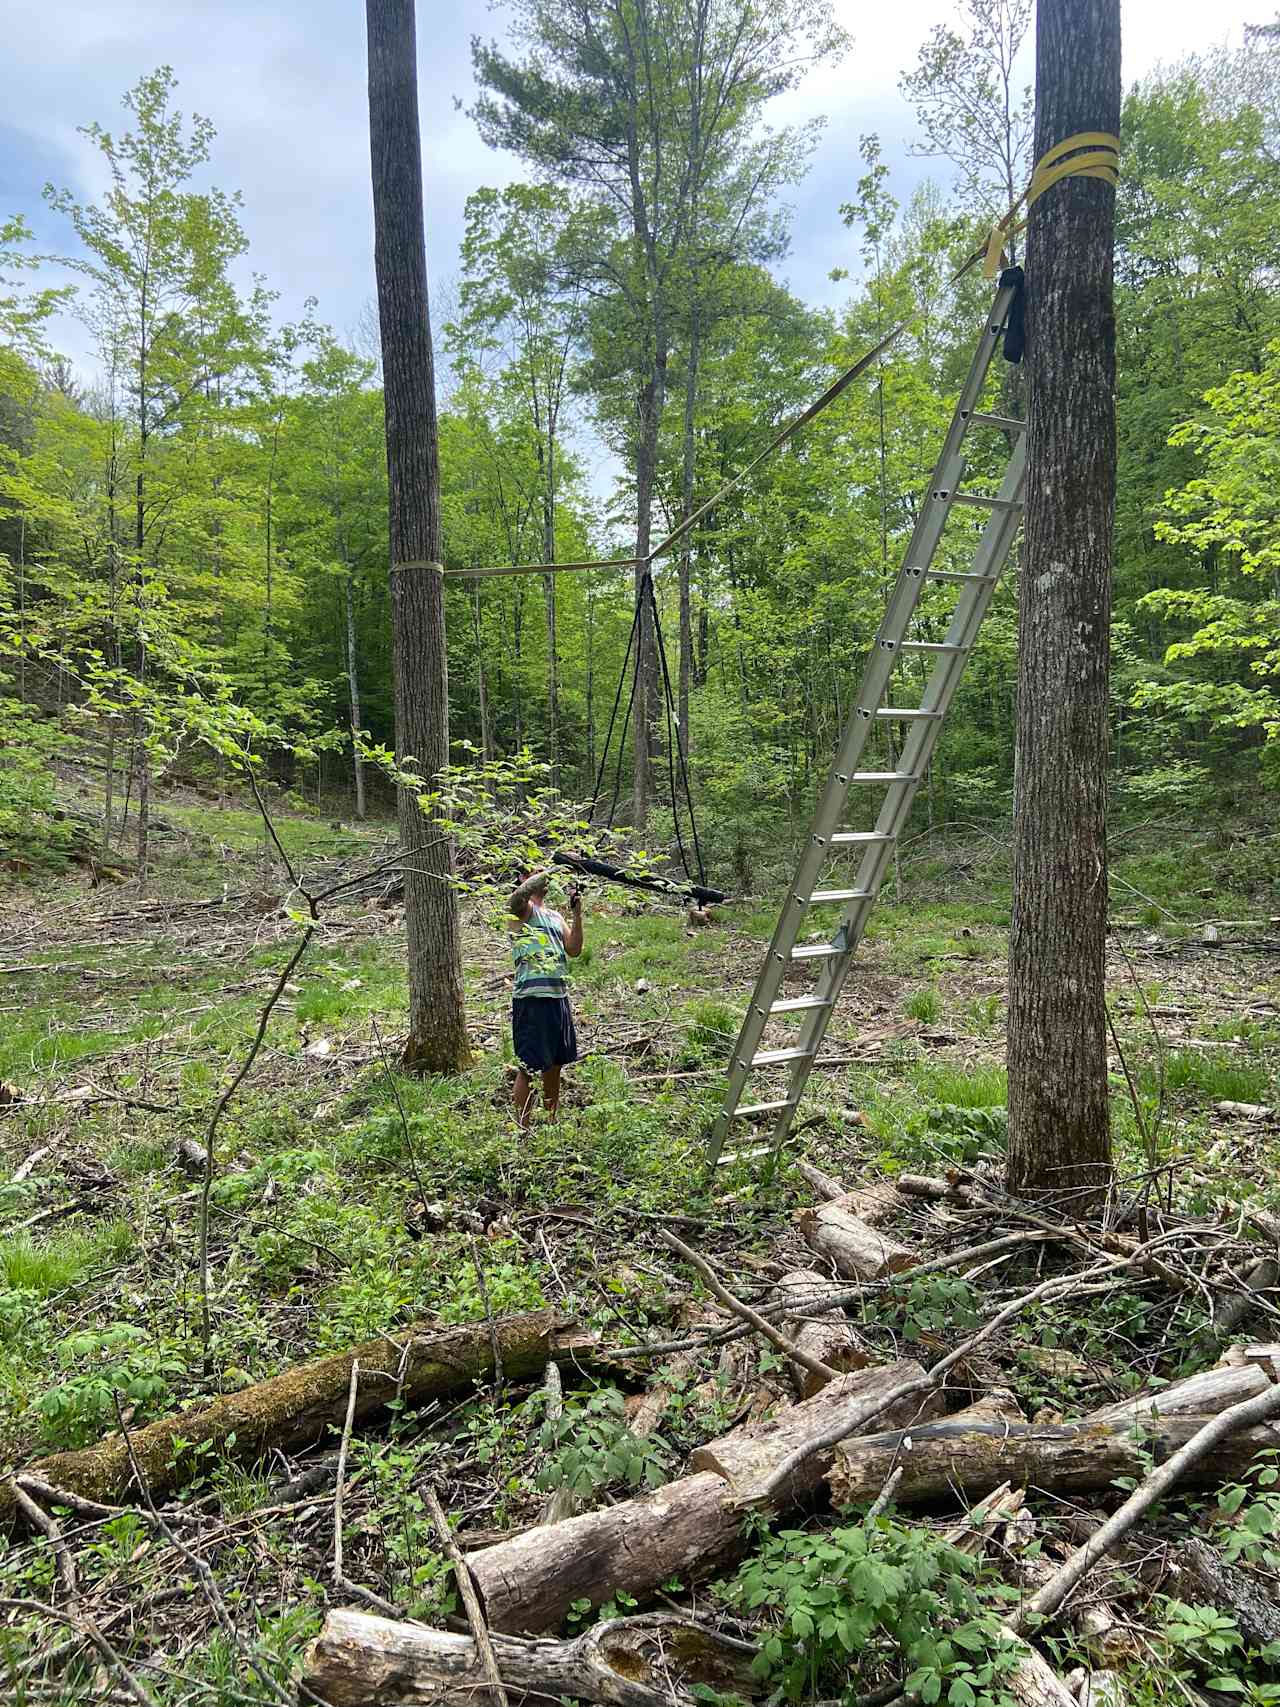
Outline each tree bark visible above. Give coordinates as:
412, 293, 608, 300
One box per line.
795, 1201, 914, 1282
301, 1609, 759, 1707
678, 309, 699, 760
1006, 0, 1120, 1209
366, 0, 469, 1071
3, 1313, 591, 1529
827, 1412, 1276, 1511
467, 1361, 933, 1633
344, 568, 367, 820
775, 1269, 870, 1398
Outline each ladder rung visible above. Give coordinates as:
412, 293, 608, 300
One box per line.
733, 1100, 791, 1119
716, 1145, 774, 1166
790, 942, 845, 961
951, 491, 1022, 511
830, 830, 894, 845
850, 770, 916, 783
965, 411, 1025, 432
745, 1047, 813, 1068
809, 888, 873, 904
899, 641, 967, 655
767, 995, 831, 1015
927, 570, 997, 585
874, 707, 943, 721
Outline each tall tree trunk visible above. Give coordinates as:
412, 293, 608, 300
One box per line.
473, 590, 494, 763
631, 331, 667, 828
542, 462, 559, 788
678, 309, 700, 760
343, 567, 367, 821
1006, 0, 1120, 1208
366, 0, 469, 1073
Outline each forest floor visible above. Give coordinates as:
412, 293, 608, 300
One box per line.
1, 781, 1278, 1703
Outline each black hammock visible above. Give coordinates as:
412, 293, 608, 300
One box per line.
579, 567, 726, 907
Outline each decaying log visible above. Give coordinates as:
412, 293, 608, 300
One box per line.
468, 1471, 742, 1634
5, 1311, 594, 1526
469, 1362, 933, 1633
301, 1608, 759, 1707
994, 1631, 1079, 1707
829, 1412, 1280, 1511
1004, 1508, 1131, 1664
796, 1200, 913, 1281
1088, 1362, 1272, 1424
691, 1360, 941, 1500
775, 1269, 869, 1396
795, 1159, 847, 1202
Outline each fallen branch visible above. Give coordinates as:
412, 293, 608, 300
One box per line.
655, 1227, 839, 1387
426, 1486, 509, 1707
1012, 1378, 1280, 1631
750, 1249, 1150, 1505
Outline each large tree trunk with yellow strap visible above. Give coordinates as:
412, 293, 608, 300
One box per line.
1006, 0, 1120, 1208
366, 0, 469, 1071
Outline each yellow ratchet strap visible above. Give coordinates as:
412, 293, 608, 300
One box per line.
982, 131, 1121, 277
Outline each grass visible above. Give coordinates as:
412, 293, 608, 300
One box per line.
904, 988, 942, 1024
0, 1230, 92, 1295
910, 1061, 1009, 1108
1150, 1049, 1273, 1106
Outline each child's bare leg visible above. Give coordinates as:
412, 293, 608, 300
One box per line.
513, 1069, 536, 1128
542, 1065, 562, 1118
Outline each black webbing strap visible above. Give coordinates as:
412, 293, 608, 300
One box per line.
553, 850, 726, 907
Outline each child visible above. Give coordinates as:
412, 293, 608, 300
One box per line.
507, 870, 584, 1127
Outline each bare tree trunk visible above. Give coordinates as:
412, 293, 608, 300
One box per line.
344, 568, 367, 820
1007, 0, 1120, 1209
366, 0, 469, 1072
473, 590, 494, 763
678, 310, 700, 760
631, 327, 667, 827
102, 726, 115, 855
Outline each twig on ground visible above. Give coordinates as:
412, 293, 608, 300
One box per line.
425, 1484, 511, 1707
0, 1596, 158, 1707
333, 1360, 359, 1586
8, 1480, 77, 1608
655, 1225, 840, 1386
864, 1466, 904, 1524
110, 1396, 306, 1707
750, 1245, 1162, 1503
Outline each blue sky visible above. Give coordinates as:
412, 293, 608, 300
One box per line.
3, 0, 1265, 388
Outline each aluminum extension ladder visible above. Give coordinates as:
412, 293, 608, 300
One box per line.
706, 278, 1027, 1170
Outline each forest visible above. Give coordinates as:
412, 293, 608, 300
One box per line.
1, 1, 1279, 1705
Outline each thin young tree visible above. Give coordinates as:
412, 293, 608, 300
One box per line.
1006, 0, 1121, 1207
366, 0, 470, 1072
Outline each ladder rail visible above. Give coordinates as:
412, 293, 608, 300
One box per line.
766, 444, 1028, 1155
707, 281, 1025, 1170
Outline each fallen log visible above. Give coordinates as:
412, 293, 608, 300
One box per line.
775, 1269, 869, 1396
1088, 1362, 1272, 1424
795, 1162, 907, 1226
468, 1361, 932, 1632
829, 1412, 1280, 1511
300, 1608, 759, 1707
795, 1200, 913, 1281
5, 1311, 593, 1526
1146, 1535, 1280, 1651
690, 1361, 940, 1499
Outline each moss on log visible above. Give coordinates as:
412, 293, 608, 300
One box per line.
6, 1310, 592, 1525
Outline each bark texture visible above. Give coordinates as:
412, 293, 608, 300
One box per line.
301, 1609, 758, 1707
366, 0, 469, 1070
4, 1312, 585, 1527
828, 1413, 1276, 1510
1006, 0, 1121, 1206
795, 1201, 914, 1281
776, 1269, 869, 1397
